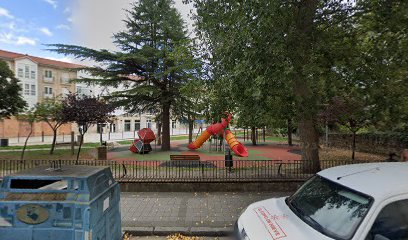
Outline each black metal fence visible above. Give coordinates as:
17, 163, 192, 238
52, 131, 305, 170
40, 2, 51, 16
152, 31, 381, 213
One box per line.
0, 159, 384, 182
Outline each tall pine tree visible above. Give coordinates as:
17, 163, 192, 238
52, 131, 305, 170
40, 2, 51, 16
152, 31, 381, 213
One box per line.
48, 0, 190, 150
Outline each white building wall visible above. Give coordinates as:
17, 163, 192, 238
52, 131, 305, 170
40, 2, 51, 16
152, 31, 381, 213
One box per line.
15, 58, 38, 108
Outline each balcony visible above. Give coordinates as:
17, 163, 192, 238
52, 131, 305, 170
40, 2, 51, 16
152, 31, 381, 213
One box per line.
44, 76, 54, 83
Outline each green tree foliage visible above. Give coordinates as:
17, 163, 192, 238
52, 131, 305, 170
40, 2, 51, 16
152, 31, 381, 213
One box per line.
48, 0, 193, 151
178, 78, 207, 143
188, 0, 408, 171
35, 99, 67, 155
354, 0, 408, 131
0, 60, 26, 118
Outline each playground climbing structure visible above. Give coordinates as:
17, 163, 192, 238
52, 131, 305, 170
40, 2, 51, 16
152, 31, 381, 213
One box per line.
188, 114, 248, 157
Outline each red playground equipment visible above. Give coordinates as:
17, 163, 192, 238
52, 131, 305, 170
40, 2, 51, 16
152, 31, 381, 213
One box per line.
188, 114, 248, 157
129, 128, 156, 154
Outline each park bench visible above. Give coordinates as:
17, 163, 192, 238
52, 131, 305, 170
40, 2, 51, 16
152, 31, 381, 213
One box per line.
170, 154, 200, 161
168, 154, 205, 170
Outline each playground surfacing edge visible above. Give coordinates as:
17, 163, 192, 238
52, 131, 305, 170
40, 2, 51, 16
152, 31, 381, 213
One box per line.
108, 140, 301, 162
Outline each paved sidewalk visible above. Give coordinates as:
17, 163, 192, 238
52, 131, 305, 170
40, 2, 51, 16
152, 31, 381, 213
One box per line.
121, 192, 291, 235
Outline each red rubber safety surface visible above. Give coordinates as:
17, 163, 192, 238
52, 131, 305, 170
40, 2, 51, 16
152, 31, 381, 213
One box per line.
109, 140, 301, 162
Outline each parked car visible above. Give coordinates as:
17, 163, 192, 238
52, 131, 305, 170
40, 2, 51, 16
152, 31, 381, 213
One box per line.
235, 162, 408, 240
0, 165, 122, 240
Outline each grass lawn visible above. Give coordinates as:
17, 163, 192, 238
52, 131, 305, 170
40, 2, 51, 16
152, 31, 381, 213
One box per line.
0, 142, 101, 150
0, 149, 96, 160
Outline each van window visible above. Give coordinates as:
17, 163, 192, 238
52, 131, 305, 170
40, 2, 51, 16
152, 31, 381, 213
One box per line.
287, 176, 372, 240
365, 199, 408, 240
10, 179, 68, 190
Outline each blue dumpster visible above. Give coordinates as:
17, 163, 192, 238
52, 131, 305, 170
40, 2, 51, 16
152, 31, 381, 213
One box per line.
0, 165, 122, 240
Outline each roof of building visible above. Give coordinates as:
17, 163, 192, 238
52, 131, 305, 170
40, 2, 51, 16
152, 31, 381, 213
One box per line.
7, 165, 109, 178
319, 162, 408, 200
0, 49, 84, 69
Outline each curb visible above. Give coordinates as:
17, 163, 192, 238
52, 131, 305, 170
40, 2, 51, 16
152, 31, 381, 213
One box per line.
123, 226, 234, 237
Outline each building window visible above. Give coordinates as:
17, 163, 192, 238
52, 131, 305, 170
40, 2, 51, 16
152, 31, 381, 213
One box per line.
24, 66, 29, 78
31, 85, 36, 95
24, 84, 30, 95
110, 123, 116, 133
44, 86, 53, 95
45, 70, 53, 78
18, 68, 23, 77
124, 120, 131, 132
146, 120, 151, 129
134, 120, 140, 131
172, 120, 177, 129
30, 70, 36, 79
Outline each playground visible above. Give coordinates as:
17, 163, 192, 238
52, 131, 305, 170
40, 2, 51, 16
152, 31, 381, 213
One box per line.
108, 113, 301, 162
108, 139, 301, 162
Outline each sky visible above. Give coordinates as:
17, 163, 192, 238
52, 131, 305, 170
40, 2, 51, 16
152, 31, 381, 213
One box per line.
0, 0, 194, 63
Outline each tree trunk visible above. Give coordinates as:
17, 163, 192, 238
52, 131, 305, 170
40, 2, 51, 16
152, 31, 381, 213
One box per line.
76, 133, 84, 164
188, 114, 194, 143
288, 0, 320, 173
288, 118, 293, 146
251, 126, 257, 145
161, 102, 171, 151
157, 121, 162, 146
99, 124, 103, 145
299, 118, 320, 173
352, 131, 356, 161
21, 123, 33, 161
50, 129, 57, 154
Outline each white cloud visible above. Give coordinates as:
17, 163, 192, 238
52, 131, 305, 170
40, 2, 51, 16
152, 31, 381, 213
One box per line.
16, 36, 36, 46
0, 7, 14, 19
46, 56, 74, 63
40, 27, 53, 36
0, 33, 36, 46
56, 24, 71, 30
67, 17, 73, 23
44, 0, 57, 9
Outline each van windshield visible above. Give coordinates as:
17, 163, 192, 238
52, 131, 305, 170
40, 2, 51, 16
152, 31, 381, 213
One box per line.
286, 176, 372, 240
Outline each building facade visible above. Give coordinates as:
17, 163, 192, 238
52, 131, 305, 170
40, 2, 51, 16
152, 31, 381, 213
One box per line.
0, 49, 204, 141
0, 49, 81, 138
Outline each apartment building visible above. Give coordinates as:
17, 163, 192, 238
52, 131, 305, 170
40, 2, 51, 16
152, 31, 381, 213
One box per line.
0, 49, 82, 138
0, 49, 203, 140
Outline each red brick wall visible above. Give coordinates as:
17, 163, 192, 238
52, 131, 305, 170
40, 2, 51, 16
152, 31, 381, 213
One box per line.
0, 117, 73, 138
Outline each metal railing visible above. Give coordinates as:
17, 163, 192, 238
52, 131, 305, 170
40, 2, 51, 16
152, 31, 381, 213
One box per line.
0, 159, 384, 182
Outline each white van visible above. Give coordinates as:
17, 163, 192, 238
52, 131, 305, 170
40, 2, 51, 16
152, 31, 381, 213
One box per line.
235, 162, 408, 240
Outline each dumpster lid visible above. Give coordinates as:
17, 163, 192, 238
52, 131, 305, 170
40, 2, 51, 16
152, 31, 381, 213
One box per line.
8, 165, 110, 178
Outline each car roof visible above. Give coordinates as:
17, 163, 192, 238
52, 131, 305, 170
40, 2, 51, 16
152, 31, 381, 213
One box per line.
7, 165, 109, 179
318, 162, 408, 200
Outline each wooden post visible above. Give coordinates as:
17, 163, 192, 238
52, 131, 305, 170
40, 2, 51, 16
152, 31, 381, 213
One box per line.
243, 128, 246, 141
42, 131, 44, 142
70, 131, 75, 155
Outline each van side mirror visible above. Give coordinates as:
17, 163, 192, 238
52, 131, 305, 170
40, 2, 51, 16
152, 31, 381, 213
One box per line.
374, 234, 390, 240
